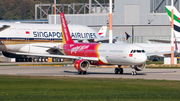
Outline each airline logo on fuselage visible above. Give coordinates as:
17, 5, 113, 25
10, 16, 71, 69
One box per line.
33, 31, 97, 39
71, 45, 90, 53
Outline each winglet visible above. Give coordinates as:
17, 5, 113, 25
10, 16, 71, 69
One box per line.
125, 32, 131, 41
60, 13, 74, 44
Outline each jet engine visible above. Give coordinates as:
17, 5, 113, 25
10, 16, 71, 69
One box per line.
134, 63, 146, 71
74, 59, 90, 72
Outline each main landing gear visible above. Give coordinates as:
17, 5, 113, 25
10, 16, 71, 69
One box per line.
78, 71, 87, 74
131, 65, 137, 76
114, 65, 123, 74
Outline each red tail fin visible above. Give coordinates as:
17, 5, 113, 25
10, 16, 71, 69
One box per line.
60, 13, 74, 44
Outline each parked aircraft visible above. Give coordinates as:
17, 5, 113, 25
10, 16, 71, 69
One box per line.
14, 12, 149, 75
0, 23, 107, 62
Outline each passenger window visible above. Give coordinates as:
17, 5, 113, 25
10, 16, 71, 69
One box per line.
130, 50, 133, 53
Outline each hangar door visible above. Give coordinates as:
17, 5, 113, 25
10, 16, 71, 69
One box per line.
125, 5, 139, 25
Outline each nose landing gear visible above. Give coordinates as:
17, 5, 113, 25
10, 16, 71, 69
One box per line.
131, 65, 137, 76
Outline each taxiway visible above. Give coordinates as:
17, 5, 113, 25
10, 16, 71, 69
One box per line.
0, 65, 179, 80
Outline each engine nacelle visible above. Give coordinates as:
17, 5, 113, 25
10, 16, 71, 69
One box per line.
134, 63, 146, 71
74, 59, 90, 72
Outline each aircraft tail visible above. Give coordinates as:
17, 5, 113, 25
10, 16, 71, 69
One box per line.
165, 6, 180, 39
98, 26, 107, 38
60, 13, 74, 44
124, 32, 131, 41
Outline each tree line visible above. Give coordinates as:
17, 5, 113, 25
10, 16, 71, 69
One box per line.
0, 0, 111, 20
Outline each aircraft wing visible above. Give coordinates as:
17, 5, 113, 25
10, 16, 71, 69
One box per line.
33, 45, 63, 50
148, 39, 180, 43
14, 52, 99, 61
32, 45, 64, 54
146, 51, 174, 57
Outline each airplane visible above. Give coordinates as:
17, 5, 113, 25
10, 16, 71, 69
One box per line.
0, 23, 108, 62
123, 32, 179, 58
14, 12, 149, 75
149, 6, 180, 43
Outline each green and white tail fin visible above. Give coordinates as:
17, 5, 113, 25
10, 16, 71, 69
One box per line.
166, 6, 180, 39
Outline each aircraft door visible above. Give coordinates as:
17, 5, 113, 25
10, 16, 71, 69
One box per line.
122, 50, 127, 63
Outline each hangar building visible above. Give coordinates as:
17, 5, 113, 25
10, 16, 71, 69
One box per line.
45, 0, 180, 43
47, 0, 179, 43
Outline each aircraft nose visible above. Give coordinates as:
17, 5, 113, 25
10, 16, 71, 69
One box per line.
133, 54, 147, 64
139, 54, 147, 63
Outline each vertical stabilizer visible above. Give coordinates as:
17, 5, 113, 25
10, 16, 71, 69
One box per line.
125, 32, 131, 41
165, 6, 180, 39
60, 13, 74, 44
98, 26, 107, 38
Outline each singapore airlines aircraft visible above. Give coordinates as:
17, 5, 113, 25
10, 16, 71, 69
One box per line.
15, 12, 148, 75
0, 23, 107, 62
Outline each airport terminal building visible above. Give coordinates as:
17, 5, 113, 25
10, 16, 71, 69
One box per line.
47, 0, 179, 43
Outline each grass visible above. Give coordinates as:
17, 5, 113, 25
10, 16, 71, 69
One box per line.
146, 60, 164, 65
0, 76, 180, 101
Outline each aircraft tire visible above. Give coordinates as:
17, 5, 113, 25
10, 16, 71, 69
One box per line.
28, 58, 33, 62
132, 71, 134, 75
132, 71, 137, 76
119, 68, 123, 74
57, 58, 61, 62
115, 68, 119, 74
41, 57, 45, 62
33, 58, 37, 62
78, 71, 82, 74
37, 57, 42, 62
83, 71, 87, 74
44, 57, 48, 62
52, 58, 56, 62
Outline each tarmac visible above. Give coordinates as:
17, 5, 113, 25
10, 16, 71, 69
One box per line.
0, 62, 180, 81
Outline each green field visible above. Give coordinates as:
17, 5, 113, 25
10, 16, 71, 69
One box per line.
0, 76, 180, 101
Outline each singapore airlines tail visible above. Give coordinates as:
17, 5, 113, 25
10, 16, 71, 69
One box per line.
60, 13, 74, 44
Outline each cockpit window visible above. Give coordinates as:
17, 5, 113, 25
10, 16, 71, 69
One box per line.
137, 50, 141, 53
130, 50, 145, 53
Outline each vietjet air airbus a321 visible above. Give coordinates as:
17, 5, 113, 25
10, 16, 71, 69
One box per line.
16, 12, 148, 75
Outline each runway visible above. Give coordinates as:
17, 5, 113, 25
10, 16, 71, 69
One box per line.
0, 65, 180, 80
